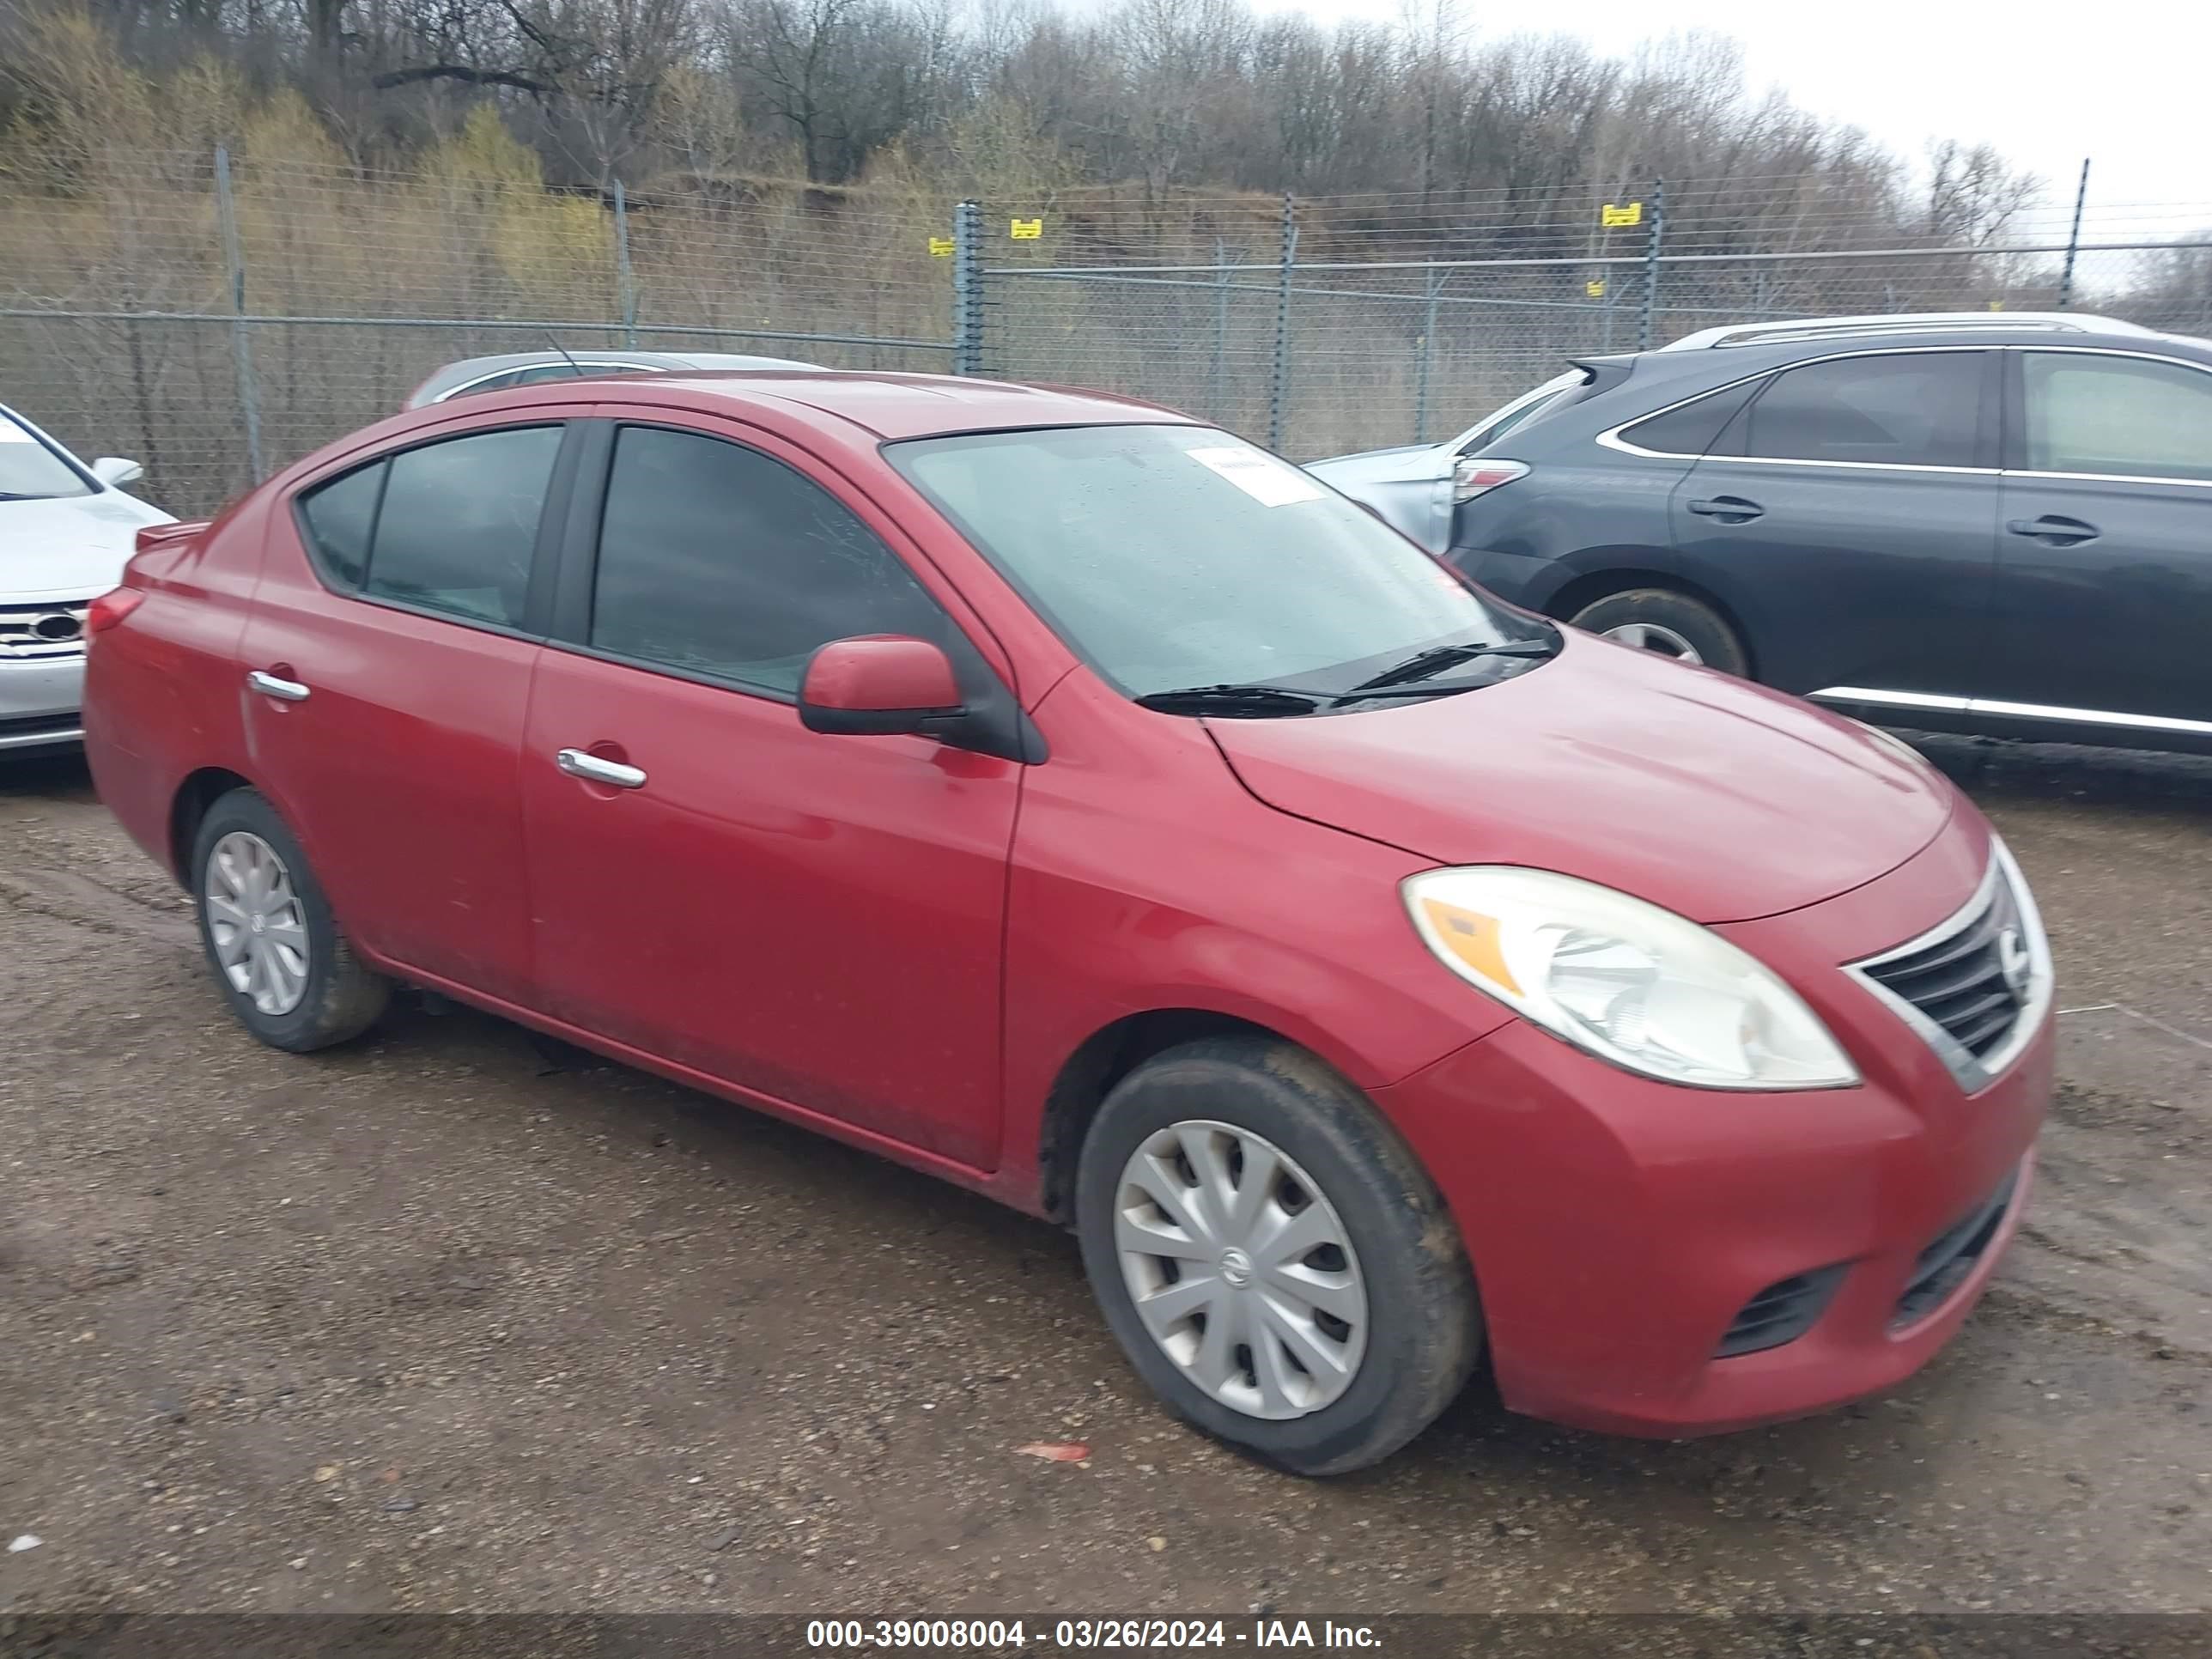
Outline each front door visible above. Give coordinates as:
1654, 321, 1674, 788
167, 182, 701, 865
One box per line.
520, 420, 1021, 1168
240, 421, 570, 1004
1668, 347, 2002, 698
1978, 347, 2212, 734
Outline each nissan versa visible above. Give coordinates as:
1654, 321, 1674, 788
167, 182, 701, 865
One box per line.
81, 371, 2053, 1474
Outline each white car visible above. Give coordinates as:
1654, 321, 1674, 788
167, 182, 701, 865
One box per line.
2, 402, 173, 755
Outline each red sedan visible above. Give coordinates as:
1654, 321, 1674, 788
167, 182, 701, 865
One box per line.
81, 372, 2052, 1474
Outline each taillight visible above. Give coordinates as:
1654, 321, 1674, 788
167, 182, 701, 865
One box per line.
1452, 459, 1529, 504
86, 588, 146, 635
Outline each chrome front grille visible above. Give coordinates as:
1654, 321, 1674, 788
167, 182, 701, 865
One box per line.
0, 601, 92, 661
1846, 843, 2052, 1092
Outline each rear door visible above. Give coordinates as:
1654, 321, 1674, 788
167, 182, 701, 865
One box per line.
240, 418, 574, 1005
519, 416, 1021, 1167
1978, 347, 2212, 734
1667, 348, 2002, 696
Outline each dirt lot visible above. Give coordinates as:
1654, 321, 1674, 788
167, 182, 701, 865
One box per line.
2, 736, 2209, 1619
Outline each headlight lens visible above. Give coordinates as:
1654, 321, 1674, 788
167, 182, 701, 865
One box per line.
1403, 866, 1859, 1091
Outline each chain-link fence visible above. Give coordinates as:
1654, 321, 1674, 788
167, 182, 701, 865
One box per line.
7, 154, 2211, 516
981, 184, 2212, 460
0, 148, 960, 515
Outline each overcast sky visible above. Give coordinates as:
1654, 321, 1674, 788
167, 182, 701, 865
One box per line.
1243, 0, 2212, 240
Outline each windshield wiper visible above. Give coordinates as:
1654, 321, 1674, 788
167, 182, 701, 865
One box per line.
0, 492, 59, 502
1134, 683, 1322, 717
1340, 635, 1556, 696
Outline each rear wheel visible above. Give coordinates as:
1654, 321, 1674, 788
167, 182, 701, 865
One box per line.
191, 787, 389, 1051
1570, 587, 1749, 676
1075, 1036, 1482, 1476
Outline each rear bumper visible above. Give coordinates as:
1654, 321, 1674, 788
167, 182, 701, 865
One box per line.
0, 655, 86, 750
1373, 822, 2051, 1437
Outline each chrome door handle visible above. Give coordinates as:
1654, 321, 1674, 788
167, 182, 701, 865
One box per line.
555, 748, 647, 789
246, 670, 311, 702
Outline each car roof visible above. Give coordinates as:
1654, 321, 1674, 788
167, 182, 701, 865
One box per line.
587, 371, 1200, 441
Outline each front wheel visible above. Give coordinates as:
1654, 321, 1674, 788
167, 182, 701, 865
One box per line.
1570, 587, 1749, 676
1075, 1036, 1482, 1476
191, 787, 390, 1052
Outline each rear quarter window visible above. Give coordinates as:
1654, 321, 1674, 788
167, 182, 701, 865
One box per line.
1618, 380, 1762, 457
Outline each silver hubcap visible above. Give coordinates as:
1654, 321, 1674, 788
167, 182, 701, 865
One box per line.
205, 831, 309, 1017
1602, 621, 1703, 664
1114, 1121, 1368, 1420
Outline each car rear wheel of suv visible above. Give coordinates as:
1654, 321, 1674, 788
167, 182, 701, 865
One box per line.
1074, 1035, 1483, 1475
191, 787, 390, 1052
1570, 588, 1749, 676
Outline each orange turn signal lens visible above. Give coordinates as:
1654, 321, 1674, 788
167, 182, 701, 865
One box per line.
1417, 896, 1521, 996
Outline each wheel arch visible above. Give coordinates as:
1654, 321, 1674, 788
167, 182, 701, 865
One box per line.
1035, 1008, 1297, 1225
168, 766, 256, 884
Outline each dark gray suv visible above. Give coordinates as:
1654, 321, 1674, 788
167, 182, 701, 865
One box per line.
1310, 313, 2212, 754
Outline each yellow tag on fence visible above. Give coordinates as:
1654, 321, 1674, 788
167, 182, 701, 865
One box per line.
1601, 202, 1643, 228
1585, 279, 1607, 298
1010, 217, 1044, 240
928, 236, 955, 258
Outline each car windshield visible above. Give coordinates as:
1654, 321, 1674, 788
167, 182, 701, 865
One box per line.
888, 423, 1546, 706
0, 410, 94, 501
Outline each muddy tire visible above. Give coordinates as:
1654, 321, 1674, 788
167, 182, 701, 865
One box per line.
1075, 1035, 1483, 1476
191, 787, 390, 1052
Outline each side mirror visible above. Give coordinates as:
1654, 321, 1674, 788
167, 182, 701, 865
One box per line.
91, 457, 145, 489
799, 635, 963, 738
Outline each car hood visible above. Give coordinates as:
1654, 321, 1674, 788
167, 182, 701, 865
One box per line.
1204, 633, 1954, 925
0, 492, 173, 601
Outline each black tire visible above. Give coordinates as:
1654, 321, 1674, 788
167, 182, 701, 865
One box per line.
1570, 587, 1750, 677
189, 787, 390, 1052
1075, 1036, 1483, 1476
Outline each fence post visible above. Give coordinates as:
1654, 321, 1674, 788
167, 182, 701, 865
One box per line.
2058, 158, 2092, 310
951, 199, 985, 375
1413, 264, 1441, 444
1636, 179, 1666, 353
212, 145, 266, 484
1268, 193, 1297, 453
1212, 240, 1234, 419
613, 179, 639, 347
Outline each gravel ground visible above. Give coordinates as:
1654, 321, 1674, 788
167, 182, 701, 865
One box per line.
1, 736, 2208, 1618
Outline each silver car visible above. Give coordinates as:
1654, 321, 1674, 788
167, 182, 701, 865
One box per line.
2, 401, 172, 755
404, 349, 829, 408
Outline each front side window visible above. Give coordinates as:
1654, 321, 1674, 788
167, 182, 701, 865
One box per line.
888, 424, 1542, 702
294, 425, 562, 627
0, 409, 94, 501
2021, 352, 2212, 483
1737, 352, 1983, 468
589, 425, 947, 696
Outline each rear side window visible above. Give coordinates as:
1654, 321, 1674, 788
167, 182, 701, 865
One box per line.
296, 462, 383, 588
588, 425, 947, 696
2021, 352, 2212, 482
1618, 380, 1761, 457
1736, 352, 1983, 468
294, 425, 562, 627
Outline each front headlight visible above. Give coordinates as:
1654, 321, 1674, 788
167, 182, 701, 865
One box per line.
1403, 866, 1859, 1091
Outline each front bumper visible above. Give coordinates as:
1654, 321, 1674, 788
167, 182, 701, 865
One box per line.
0, 654, 87, 751
1374, 820, 2051, 1437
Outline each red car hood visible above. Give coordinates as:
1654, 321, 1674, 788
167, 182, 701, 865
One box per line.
1205, 633, 1956, 925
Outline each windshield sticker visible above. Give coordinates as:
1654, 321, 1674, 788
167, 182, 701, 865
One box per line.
1186, 445, 1325, 507
0, 422, 35, 443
